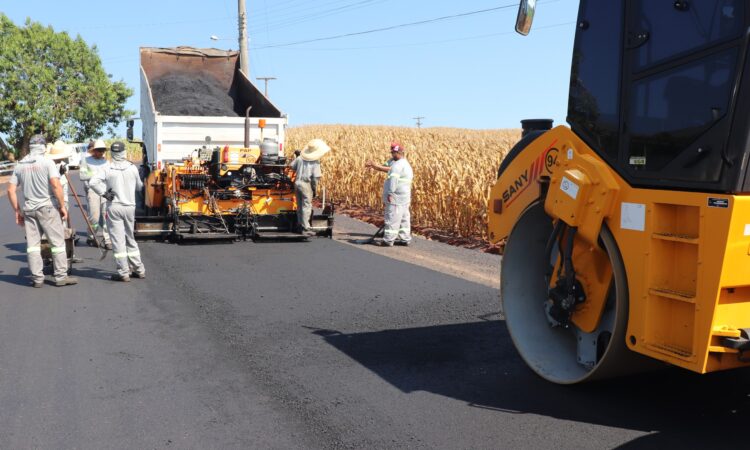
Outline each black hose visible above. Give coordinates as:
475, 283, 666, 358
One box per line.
544, 220, 565, 284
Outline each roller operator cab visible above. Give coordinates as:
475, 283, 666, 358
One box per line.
490, 0, 750, 384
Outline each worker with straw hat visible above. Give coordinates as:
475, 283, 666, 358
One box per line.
290, 139, 330, 236
45, 140, 83, 264
79, 139, 111, 249
45, 141, 72, 210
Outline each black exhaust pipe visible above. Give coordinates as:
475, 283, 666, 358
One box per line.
521, 119, 553, 137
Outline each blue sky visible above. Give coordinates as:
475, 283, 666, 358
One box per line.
2, 0, 577, 134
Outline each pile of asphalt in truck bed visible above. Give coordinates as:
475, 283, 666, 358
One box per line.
151, 72, 241, 117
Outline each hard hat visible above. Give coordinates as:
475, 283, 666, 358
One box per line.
29, 134, 46, 145
390, 141, 404, 152
92, 139, 107, 151
299, 139, 331, 161
46, 140, 72, 161
110, 141, 126, 152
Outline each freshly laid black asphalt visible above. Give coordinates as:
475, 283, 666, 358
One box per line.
2, 175, 750, 449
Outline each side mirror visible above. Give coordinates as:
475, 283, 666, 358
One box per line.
515, 0, 537, 36
126, 119, 134, 142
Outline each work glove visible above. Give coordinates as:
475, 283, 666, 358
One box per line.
310, 177, 320, 197
102, 189, 116, 201
59, 162, 68, 175
294, 150, 301, 157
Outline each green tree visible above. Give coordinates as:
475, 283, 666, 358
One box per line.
0, 14, 133, 155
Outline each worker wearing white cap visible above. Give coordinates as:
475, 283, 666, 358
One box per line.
365, 141, 413, 247
290, 139, 330, 236
90, 141, 146, 282
6, 134, 78, 287
79, 139, 111, 249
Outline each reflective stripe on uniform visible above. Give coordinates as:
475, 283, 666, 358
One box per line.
384, 229, 398, 235
51, 247, 66, 254
91, 223, 99, 230
127, 251, 140, 257
27, 246, 41, 253
114, 252, 128, 259
399, 228, 410, 232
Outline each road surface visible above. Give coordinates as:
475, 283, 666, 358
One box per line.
1, 174, 749, 449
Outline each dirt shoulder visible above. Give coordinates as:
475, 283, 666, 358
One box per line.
333, 213, 501, 290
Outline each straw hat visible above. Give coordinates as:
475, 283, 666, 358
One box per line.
92, 139, 107, 151
300, 139, 331, 161
46, 140, 72, 160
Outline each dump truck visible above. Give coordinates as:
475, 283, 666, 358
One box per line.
132, 47, 287, 169
489, 0, 750, 384
131, 46, 333, 240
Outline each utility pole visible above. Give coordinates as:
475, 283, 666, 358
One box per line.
257, 77, 277, 97
413, 116, 425, 129
238, 0, 249, 77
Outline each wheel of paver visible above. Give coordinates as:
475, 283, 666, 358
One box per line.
502, 201, 651, 384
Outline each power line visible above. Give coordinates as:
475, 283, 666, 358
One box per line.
78, 16, 233, 30
253, 3, 520, 49
98, 21, 573, 66
251, 0, 389, 32
413, 116, 425, 128
260, 21, 575, 52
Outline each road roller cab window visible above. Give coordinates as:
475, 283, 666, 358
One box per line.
632, 1, 744, 71
567, 0, 624, 164
624, 0, 745, 188
626, 48, 740, 182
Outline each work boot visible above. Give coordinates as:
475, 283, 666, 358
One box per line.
55, 276, 78, 287
70, 256, 84, 263
104, 242, 113, 251
130, 271, 146, 279
395, 240, 410, 247
86, 237, 98, 247
31, 280, 44, 288
111, 274, 130, 282
379, 241, 394, 247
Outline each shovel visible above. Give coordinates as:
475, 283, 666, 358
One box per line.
362, 225, 385, 245
65, 173, 109, 261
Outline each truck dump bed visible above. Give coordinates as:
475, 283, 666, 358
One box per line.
140, 47, 287, 166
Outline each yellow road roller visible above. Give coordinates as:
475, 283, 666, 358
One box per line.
489, 0, 750, 383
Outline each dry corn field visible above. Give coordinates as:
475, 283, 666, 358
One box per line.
287, 125, 520, 240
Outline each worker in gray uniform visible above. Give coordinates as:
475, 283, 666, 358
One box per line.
79, 139, 111, 249
365, 141, 414, 247
90, 141, 146, 282
290, 139, 330, 236
6, 134, 78, 287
